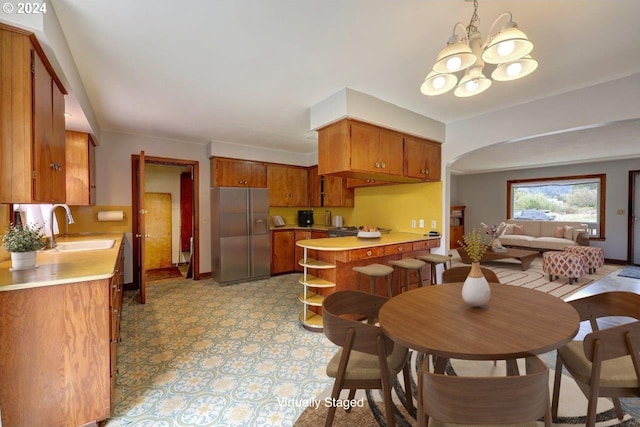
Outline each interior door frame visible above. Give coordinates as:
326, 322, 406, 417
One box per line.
132, 155, 200, 290
628, 169, 640, 265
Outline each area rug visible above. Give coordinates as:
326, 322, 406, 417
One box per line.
294, 351, 640, 427
450, 250, 620, 300
619, 266, 640, 279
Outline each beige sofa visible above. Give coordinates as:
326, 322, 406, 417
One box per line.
498, 219, 589, 251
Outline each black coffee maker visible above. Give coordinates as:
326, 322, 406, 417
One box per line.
297, 210, 313, 227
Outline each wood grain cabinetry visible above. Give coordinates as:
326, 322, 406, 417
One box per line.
0, 239, 124, 427
271, 230, 296, 274
308, 166, 354, 207
317, 118, 442, 184
404, 136, 441, 181
450, 205, 465, 249
0, 24, 67, 203
66, 131, 97, 205
267, 164, 309, 206
210, 157, 267, 187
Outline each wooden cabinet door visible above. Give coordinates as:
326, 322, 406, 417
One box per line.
323, 174, 354, 207
32, 51, 66, 202
404, 137, 441, 181
308, 166, 322, 207
350, 121, 380, 173
66, 131, 96, 205
271, 230, 295, 274
211, 157, 267, 187
267, 165, 308, 207
378, 129, 404, 176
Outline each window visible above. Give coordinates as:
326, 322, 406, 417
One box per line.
507, 174, 605, 239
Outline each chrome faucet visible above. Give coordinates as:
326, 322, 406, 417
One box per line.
48, 204, 76, 249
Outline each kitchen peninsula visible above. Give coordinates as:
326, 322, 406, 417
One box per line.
296, 232, 440, 330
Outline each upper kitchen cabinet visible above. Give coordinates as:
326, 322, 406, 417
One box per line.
317, 118, 442, 183
0, 24, 67, 203
65, 131, 96, 206
308, 166, 354, 207
210, 157, 267, 187
404, 136, 441, 181
267, 164, 308, 207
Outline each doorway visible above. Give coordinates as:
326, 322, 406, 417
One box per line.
132, 154, 200, 303
629, 170, 640, 265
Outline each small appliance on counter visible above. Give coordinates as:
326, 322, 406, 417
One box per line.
271, 215, 285, 227
297, 210, 314, 227
332, 215, 343, 228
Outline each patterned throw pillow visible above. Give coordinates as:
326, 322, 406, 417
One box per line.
555, 226, 565, 238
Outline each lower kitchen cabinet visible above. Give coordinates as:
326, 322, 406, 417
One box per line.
271, 230, 295, 274
0, 240, 124, 427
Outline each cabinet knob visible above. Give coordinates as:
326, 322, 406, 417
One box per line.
375, 161, 381, 168
366, 250, 372, 256
398, 247, 403, 252
380, 162, 386, 169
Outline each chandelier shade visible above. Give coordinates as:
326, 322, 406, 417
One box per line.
420, 71, 458, 96
454, 67, 492, 97
420, 0, 536, 97
481, 24, 534, 64
433, 36, 476, 73
491, 55, 538, 81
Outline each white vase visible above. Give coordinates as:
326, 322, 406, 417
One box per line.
11, 251, 37, 270
462, 262, 491, 307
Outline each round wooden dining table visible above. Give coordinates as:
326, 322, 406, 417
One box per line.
379, 282, 580, 367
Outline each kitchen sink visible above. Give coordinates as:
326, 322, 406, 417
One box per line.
54, 239, 116, 252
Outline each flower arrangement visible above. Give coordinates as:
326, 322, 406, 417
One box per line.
2, 223, 46, 253
457, 228, 491, 263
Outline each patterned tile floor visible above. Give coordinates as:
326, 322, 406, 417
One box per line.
105, 274, 336, 426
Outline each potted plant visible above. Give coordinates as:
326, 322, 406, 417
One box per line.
2, 223, 46, 270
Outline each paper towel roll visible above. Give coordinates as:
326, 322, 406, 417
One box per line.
97, 211, 125, 221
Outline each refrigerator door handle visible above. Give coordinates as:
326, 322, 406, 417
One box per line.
254, 218, 267, 234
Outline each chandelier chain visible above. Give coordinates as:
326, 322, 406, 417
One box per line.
466, 0, 480, 37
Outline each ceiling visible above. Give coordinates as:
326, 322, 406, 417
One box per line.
50, 0, 640, 172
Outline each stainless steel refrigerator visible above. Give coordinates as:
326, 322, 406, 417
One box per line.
211, 187, 271, 285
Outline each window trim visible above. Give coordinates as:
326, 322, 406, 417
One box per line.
506, 174, 606, 240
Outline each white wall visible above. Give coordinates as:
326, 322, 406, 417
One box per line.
95, 131, 211, 278
451, 158, 638, 262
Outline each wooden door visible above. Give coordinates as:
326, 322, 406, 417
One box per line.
378, 129, 404, 176
288, 167, 309, 206
404, 137, 441, 181
132, 152, 148, 303
145, 192, 172, 270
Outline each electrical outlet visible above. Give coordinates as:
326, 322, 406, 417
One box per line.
431, 220, 437, 229
617, 209, 625, 215
418, 219, 425, 228
411, 219, 417, 228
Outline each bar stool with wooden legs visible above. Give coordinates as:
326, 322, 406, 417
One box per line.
388, 258, 426, 295
352, 264, 395, 297
416, 253, 452, 285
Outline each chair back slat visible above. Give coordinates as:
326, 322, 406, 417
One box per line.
421, 356, 549, 424
323, 290, 394, 355
583, 321, 640, 362
569, 292, 640, 323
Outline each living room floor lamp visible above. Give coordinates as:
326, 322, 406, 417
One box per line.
421, 0, 538, 97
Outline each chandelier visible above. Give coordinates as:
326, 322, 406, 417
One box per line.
420, 0, 537, 97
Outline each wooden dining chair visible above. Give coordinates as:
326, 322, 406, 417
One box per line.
322, 290, 414, 427
441, 266, 500, 283
551, 291, 640, 427
418, 356, 551, 427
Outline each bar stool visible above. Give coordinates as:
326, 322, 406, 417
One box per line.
352, 264, 395, 297
416, 253, 453, 285
388, 258, 426, 295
